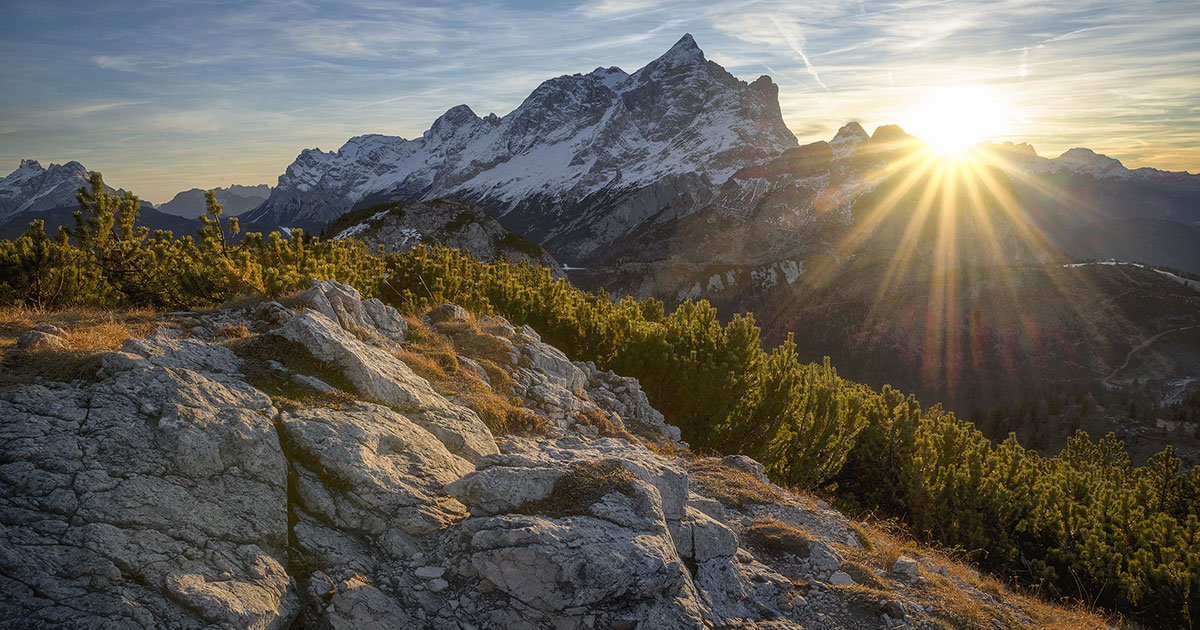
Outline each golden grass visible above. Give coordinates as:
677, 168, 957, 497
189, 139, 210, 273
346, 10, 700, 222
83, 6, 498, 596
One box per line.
743, 518, 816, 558
686, 458, 784, 508
828, 507, 1131, 630
0, 306, 160, 388
517, 460, 639, 517
394, 313, 548, 436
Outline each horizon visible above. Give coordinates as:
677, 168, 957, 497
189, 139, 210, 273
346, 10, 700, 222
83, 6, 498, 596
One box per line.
2, 1, 1198, 203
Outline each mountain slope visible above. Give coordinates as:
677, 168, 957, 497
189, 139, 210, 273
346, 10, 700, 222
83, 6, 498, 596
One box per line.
245, 34, 797, 262
156, 184, 271, 218
0, 281, 1124, 630
325, 199, 562, 273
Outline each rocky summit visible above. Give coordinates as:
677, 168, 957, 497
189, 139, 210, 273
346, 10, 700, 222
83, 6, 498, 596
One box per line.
244, 34, 797, 262
0, 280, 1113, 629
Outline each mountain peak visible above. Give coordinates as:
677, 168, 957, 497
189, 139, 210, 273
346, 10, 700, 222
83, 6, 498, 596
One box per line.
1055, 147, 1127, 177
829, 122, 870, 158
833, 122, 869, 141
17, 159, 44, 172
654, 33, 705, 66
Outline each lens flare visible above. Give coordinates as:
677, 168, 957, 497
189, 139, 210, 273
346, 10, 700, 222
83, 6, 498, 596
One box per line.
902, 85, 1008, 157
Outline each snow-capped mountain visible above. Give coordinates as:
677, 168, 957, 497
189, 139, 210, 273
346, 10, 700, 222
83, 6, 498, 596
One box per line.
245, 34, 798, 262
156, 184, 271, 218
0, 160, 100, 221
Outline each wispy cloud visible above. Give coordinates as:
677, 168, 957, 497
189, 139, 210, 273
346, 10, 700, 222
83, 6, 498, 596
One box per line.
1, 0, 1197, 200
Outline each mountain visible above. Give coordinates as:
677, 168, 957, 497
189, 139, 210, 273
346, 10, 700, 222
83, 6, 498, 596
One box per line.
324, 199, 562, 273
245, 34, 797, 262
156, 184, 271, 218
0, 159, 129, 221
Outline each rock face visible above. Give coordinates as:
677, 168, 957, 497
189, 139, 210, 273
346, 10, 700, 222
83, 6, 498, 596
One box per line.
0, 280, 1053, 629
244, 34, 798, 263
324, 199, 562, 273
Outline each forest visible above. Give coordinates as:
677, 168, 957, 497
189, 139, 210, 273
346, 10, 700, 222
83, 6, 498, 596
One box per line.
1, 174, 1197, 627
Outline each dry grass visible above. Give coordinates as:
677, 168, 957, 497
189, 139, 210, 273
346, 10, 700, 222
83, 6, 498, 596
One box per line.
0, 307, 160, 388
743, 518, 815, 558
394, 313, 548, 436
217, 289, 305, 312
576, 407, 639, 441
686, 458, 784, 508
225, 333, 358, 411
518, 460, 640, 518
831, 512, 1130, 630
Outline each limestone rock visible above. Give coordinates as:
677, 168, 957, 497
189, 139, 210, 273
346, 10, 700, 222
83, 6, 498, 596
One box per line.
280, 401, 472, 552
0, 341, 296, 629
15, 328, 66, 350
893, 556, 920, 581
275, 309, 497, 462
299, 279, 407, 341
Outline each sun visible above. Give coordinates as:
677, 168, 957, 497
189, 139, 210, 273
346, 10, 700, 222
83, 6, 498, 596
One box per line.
902, 85, 1008, 157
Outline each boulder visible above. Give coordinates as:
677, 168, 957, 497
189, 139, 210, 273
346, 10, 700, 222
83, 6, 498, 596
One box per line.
893, 556, 920, 581
299, 279, 407, 341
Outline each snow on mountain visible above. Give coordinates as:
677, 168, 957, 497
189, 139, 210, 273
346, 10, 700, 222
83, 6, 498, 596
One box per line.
0, 159, 95, 220
1053, 147, 1129, 178
829, 122, 869, 158
245, 34, 798, 261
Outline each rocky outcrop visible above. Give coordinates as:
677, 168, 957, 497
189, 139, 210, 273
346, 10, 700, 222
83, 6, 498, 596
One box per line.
1, 280, 1066, 629
325, 199, 563, 274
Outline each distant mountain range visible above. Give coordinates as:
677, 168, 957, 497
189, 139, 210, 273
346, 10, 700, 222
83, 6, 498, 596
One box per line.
0, 161, 273, 240
156, 184, 271, 218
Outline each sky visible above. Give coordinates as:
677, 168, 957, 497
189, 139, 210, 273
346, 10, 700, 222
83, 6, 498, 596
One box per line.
1, 0, 1198, 203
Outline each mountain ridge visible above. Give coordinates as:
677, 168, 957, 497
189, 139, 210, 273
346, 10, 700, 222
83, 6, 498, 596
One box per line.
244, 34, 798, 262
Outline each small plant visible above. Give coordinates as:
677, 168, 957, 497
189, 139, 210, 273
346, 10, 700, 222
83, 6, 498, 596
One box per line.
518, 460, 640, 518
686, 458, 782, 508
742, 518, 814, 558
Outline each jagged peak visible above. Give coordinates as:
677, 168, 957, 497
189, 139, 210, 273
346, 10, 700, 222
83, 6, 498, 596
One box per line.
428, 104, 480, 138
833, 122, 869, 142
647, 33, 705, 68
18, 159, 44, 171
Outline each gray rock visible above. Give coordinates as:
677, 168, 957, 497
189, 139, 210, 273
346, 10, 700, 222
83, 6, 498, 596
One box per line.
829, 572, 855, 586
276, 310, 497, 462
807, 539, 845, 578
0, 342, 297, 629
15, 329, 66, 350
300, 279, 407, 341
893, 556, 920, 581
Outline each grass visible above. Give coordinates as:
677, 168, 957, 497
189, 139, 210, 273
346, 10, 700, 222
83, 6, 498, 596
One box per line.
0, 306, 160, 388
226, 333, 358, 411
394, 313, 548, 436
829, 511, 1131, 630
576, 407, 639, 441
518, 460, 640, 518
743, 518, 814, 558
686, 457, 783, 508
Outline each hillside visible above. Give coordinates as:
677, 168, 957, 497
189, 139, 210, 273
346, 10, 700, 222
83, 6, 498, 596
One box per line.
324, 199, 562, 273
0, 280, 1123, 630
